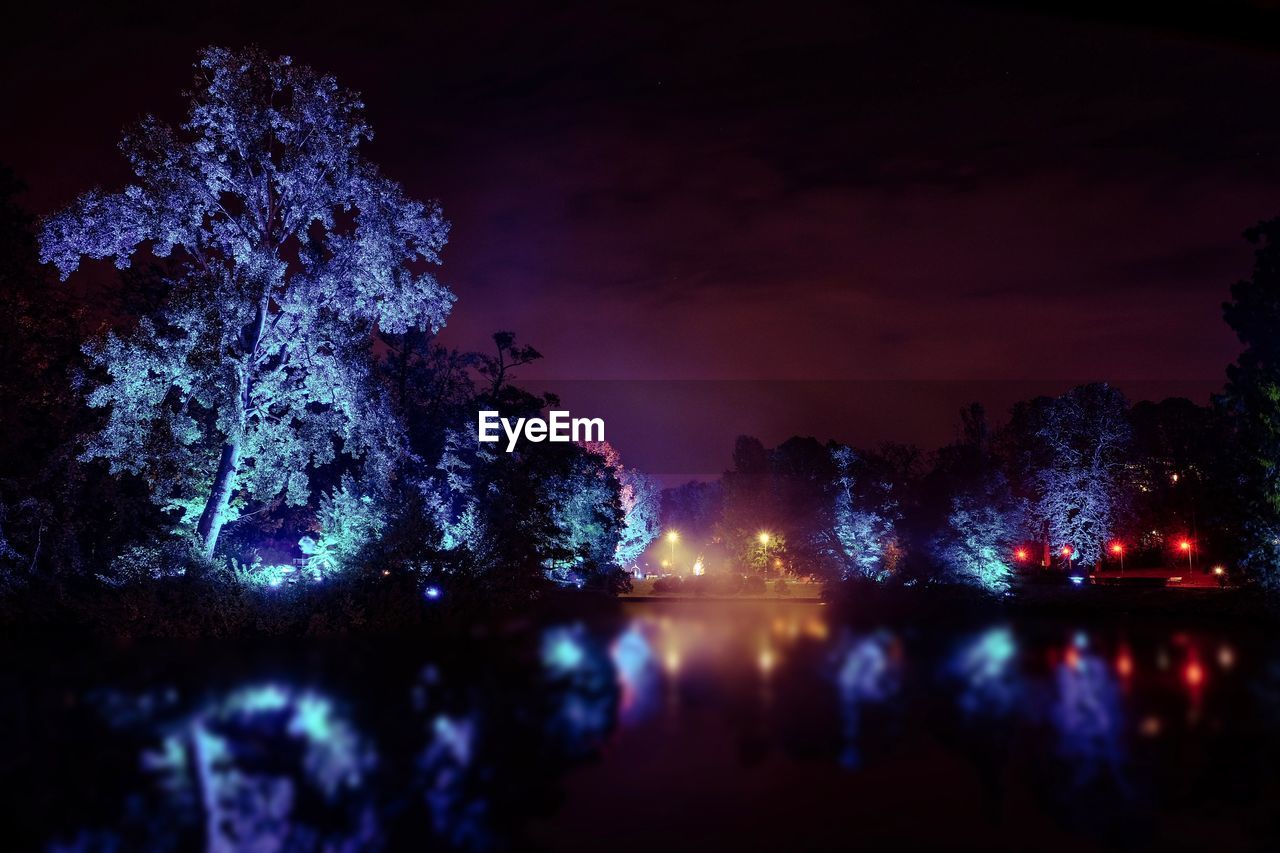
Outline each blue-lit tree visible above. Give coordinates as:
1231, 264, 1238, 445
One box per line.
40, 46, 454, 558
1006, 384, 1133, 567
932, 479, 1024, 592
582, 440, 660, 570
928, 405, 1027, 592
1036, 385, 1133, 567
830, 444, 901, 580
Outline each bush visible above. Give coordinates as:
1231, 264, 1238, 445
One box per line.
652, 575, 684, 594
774, 578, 790, 596
714, 573, 745, 595
742, 574, 767, 595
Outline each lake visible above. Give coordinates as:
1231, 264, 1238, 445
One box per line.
6, 598, 1279, 850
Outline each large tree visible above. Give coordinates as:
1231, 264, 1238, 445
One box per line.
582, 441, 660, 571
1222, 218, 1280, 581
41, 47, 454, 557
1016, 384, 1133, 567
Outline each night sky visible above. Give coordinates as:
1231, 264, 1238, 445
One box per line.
5, 1, 1280, 478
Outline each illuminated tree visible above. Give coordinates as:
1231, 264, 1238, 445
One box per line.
582, 441, 660, 569
544, 447, 623, 585
830, 445, 900, 580
40, 46, 453, 557
932, 475, 1024, 592
1036, 384, 1132, 567
929, 404, 1026, 592
1005, 384, 1132, 567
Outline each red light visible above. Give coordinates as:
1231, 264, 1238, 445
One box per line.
1116, 653, 1133, 678
1015, 548, 1028, 562
1185, 659, 1204, 688
1110, 543, 1123, 554
1061, 545, 1073, 557
1179, 540, 1192, 552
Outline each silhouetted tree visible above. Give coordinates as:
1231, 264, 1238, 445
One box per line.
1222, 218, 1280, 583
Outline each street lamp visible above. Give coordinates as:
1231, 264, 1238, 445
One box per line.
1110, 542, 1125, 574
1179, 539, 1193, 572
666, 530, 679, 569
757, 531, 772, 574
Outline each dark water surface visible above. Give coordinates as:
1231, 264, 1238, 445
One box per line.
6, 599, 1280, 850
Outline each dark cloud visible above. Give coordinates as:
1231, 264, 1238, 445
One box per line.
4, 0, 1280, 466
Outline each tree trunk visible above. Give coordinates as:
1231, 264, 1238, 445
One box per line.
196, 292, 264, 558
197, 440, 241, 557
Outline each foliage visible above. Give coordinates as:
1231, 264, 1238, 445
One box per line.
830, 445, 901, 580
933, 481, 1023, 593
1222, 218, 1280, 583
40, 46, 453, 557
582, 441, 660, 570
298, 475, 387, 578
1004, 384, 1133, 567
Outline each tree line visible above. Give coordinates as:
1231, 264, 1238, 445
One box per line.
0, 47, 660, 628
1, 45, 1279, 629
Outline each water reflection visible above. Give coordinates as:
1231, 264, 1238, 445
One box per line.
832, 630, 901, 768
9, 603, 1280, 849
948, 626, 1021, 719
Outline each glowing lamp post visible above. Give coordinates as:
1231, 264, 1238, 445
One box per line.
1179, 539, 1193, 572
1110, 542, 1125, 574
666, 530, 679, 571
758, 531, 773, 574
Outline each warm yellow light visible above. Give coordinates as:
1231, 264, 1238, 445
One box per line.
758, 647, 775, 674
692, 558, 705, 576
758, 531, 771, 545
1213, 565, 1225, 575
666, 530, 679, 543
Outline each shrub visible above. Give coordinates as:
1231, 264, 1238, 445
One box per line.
652, 575, 684, 594
743, 574, 767, 595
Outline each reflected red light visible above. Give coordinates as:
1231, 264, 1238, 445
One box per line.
1185, 659, 1204, 688
1116, 653, 1133, 678
1064, 647, 1080, 670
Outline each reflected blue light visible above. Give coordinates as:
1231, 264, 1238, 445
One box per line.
1054, 649, 1127, 788
134, 682, 376, 850
542, 625, 588, 675
424, 585, 442, 600
431, 714, 475, 766
611, 624, 659, 723
950, 626, 1022, 719
834, 631, 901, 768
